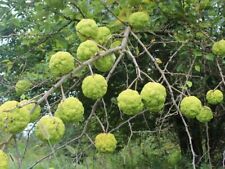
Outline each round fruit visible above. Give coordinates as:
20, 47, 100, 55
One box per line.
212, 39, 225, 56
15, 79, 32, 96
55, 97, 84, 123
95, 26, 111, 44
180, 96, 202, 118
35, 115, 65, 143
196, 106, 213, 123
140, 82, 167, 112
94, 53, 116, 72
117, 89, 144, 115
19, 100, 41, 122
206, 89, 223, 105
77, 40, 99, 61
95, 133, 117, 153
82, 74, 108, 100
75, 19, 98, 41
128, 12, 149, 29
0, 150, 9, 169
49, 51, 74, 77
0, 101, 30, 134
167, 150, 182, 166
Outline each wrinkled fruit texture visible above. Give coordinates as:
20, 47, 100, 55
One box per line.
95, 133, 117, 153
82, 74, 108, 100
76, 19, 98, 41
77, 40, 99, 61
212, 39, 225, 56
15, 79, 32, 96
49, 51, 74, 77
94, 54, 116, 72
55, 97, 84, 123
35, 115, 65, 143
196, 106, 213, 123
206, 89, 223, 105
95, 26, 111, 44
180, 96, 202, 118
19, 100, 41, 122
128, 12, 149, 30
117, 89, 144, 115
140, 82, 167, 112
0, 150, 9, 169
0, 101, 30, 134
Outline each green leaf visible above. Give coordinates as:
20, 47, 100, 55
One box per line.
194, 65, 201, 72
186, 81, 192, 88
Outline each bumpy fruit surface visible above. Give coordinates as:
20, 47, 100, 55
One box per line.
167, 150, 182, 166
35, 115, 65, 143
0, 101, 30, 134
77, 40, 99, 61
94, 54, 116, 72
0, 150, 9, 169
95, 133, 117, 153
49, 51, 74, 77
117, 89, 144, 115
196, 106, 213, 123
140, 82, 167, 112
95, 27, 111, 44
75, 19, 98, 41
15, 79, 32, 96
212, 39, 225, 56
55, 97, 84, 123
206, 89, 223, 105
82, 74, 108, 100
180, 96, 202, 118
19, 100, 41, 122
128, 12, 149, 29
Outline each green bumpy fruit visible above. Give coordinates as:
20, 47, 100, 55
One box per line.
19, 100, 41, 122
196, 106, 213, 123
55, 97, 84, 123
75, 19, 98, 41
212, 39, 225, 56
180, 96, 202, 118
167, 150, 182, 166
128, 12, 149, 29
15, 79, 32, 96
35, 115, 65, 143
206, 89, 223, 105
140, 82, 167, 112
0, 101, 30, 134
95, 133, 117, 153
82, 74, 108, 100
0, 150, 9, 169
94, 54, 116, 72
49, 51, 74, 77
95, 27, 111, 44
77, 40, 99, 61
117, 89, 144, 115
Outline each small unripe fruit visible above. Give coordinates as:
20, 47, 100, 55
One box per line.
15, 79, 32, 96
180, 96, 202, 118
0, 101, 30, 134
55, 97, 84, 123
94, 54, 116, 72
128, 12, 149, 29
75, 19, 98, 41
82, 74, 108, 100
77, 40, 99, 61
206, 89, 223, 105
95, 133, 117, 153
212, 39, 225, 56
19, 100, 41, 122
117, 89, 144, 115
35, 115, 65, 143
49, 51, 74, 77
140, 82, 167, 112
196, 106, 213, 123
0, 150, 9, 169
95, 26, 111, 44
